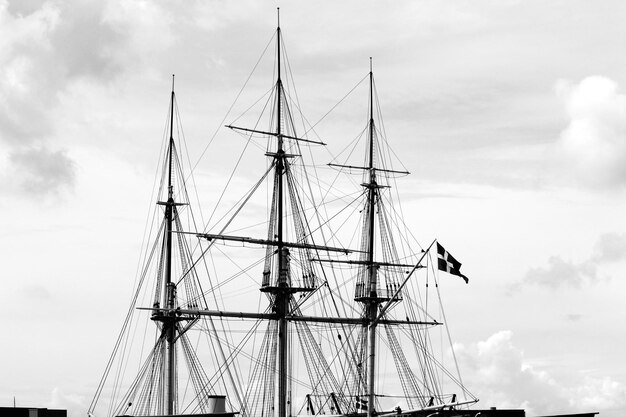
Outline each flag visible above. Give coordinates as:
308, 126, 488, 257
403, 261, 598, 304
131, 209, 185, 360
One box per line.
436, 242, 469, 283
355, 396, 368, 411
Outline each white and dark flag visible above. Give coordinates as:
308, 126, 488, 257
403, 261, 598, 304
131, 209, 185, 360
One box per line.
436, 242, 469, 283
355, 396, 368, 411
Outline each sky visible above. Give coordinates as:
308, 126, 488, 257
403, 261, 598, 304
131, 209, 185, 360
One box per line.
1, 0, 626, 416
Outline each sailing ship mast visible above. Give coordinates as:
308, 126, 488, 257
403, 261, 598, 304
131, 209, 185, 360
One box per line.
229, 12, 301, 417
271, 12, 290, 417
88, 77, 223, 417
354, 60, 409, 417
327, 59, 429, 415
152, 75, 188, 415
200, 10, 351, 417
164, 76, 177, 415
364, 59, 379, 417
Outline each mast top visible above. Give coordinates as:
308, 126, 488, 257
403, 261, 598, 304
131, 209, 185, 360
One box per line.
277, 7, 280, 28
370, 57, 372, 73
171, 74, 175, 93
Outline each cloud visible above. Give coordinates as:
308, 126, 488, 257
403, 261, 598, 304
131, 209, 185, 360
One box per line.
21, 284, 52, 300
456, 331, 626, 416
101, 0, 175, 60
0, 0, 124, 137
456, 331, 567, 414
513, 232, 625, 290
7, 145, 75, 196
592, 232, 626, 262
0, 0, 60, 144
48, 387, 87, 417
566, 313, 582, 322
522, 256, 597, 289
573, 377, 626, 413
0, 0, 128, 198
555, 76, 626, 188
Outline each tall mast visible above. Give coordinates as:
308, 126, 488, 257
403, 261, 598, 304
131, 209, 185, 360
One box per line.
365, 58, 377, 417
275, 9, 289, 417
165, 75, 176, 415
222, 12, 334, 416
164, 74, 177, 415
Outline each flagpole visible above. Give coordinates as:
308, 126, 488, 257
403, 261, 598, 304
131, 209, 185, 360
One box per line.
371, 239, 437, 326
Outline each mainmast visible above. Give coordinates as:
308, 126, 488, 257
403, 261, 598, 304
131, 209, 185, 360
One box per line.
365, 59, 378, 417
274, 10, 289, 417
238, 9, 305, 417
248, 11, 322, 417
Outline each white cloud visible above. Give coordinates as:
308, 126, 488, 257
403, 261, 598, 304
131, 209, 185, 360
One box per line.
456, 331, 626, 416
4, 145, 75, 197
0, 0, 60, 143
0, 0, 128, 198
513, 232, 626, 290
566, 313, 582, 322
0, 0, 117, 142
456, 331, 567, 414
101, 0, 175, 69
522, 256, 597, 289
21, 284, 52, 300
48, 387, 87, 417
556, 76, 626, 188
592, 232, 626, 263
574, 377, 626, 412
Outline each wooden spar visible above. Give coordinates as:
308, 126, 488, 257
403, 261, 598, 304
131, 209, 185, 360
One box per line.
195, 232, 353, 254
226, 125, 326, 145
327, 163, 409, 175
140, 307, 441, 327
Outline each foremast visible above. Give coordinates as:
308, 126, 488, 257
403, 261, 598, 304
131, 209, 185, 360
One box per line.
351, 60, 411, 416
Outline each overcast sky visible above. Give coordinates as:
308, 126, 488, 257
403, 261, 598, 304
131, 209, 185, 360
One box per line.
2, 1, 626, 416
